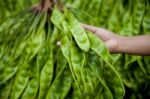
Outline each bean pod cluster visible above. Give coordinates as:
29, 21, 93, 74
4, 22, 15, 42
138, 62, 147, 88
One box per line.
0, 0, 150, 99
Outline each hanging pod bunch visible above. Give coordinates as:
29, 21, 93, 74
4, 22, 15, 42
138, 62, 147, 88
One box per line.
0, 0, 150, 99
70, 0, 150, 98
68, 0, 150, 98
0, 0, 125, 98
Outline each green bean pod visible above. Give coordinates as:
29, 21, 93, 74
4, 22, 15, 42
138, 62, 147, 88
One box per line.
98, 0, 113, 27
120, 0, 133, 36
107, 0, 123, 32
81, 68, 94, 99
26, 13, 46, 60
67, 10, 90, 52
10, 61, 30, 99
21, 60, 39, 99
0, 79, 13, 99
13, 13, 37, 60
39, 48, 54, 99
70, 82, 82, 99
51, 6, 63, 30
143, 3, 150, 34
37, 42, 50, 72
60, 31, 80, 90
0, 48, 28, 84
87, 31, 111, 62
144, 56, 150, 75
0, 61, 18, 84
103, 63, 125, 99
132, 0, 145, 35
46, 69, 72, 99
55, 51, 68, 80
70, 41, 85, 91
87, 31, 125, 99
88, 51, 113, 99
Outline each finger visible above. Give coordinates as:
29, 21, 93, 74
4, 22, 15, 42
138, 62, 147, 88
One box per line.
81, 24, 104, 39
81, 24, 99, 33
82, 24, 116, 41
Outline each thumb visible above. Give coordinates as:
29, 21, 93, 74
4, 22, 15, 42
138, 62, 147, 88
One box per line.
82, 23, 117, 41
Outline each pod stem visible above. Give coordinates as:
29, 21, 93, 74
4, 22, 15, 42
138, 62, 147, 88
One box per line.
32, 0, 59, 13
40, 0, 53, 11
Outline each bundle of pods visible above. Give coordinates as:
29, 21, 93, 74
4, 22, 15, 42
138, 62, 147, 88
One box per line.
0, 0, 150, 99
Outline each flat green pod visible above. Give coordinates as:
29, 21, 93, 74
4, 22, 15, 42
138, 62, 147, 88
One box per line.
46, 69, 72, 99
60, 31, 80, 93
39, 49, 54, 99
66, 10, 90, 52
51, 6, 63, 30
88, 51, 113, 99
21, 60, 39, 99
70, 41, 85, 90
0, 79, 13, 99
87, 32, 125, 99
10, 62, 30, 99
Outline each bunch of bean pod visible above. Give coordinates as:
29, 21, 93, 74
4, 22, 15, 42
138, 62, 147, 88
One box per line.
0, 0, 150, 99
68, 0, 150, 98
0, 2, 125, 99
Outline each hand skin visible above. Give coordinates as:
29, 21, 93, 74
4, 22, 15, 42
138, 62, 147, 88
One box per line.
82, 24, 150, 56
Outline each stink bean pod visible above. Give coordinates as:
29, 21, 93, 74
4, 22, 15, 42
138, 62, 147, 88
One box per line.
0, 61, 18, 84
103, 63, 125, 99
10, 61, 30, 99
60, 31, 80, 93
51, 6, 63, 30
37, 42, 50, 72
88, 51, 113, 99
144, 56, 150, 75
143, 3, 150, 34
132, 0, 145, 35
67, 10, 90, 52
70, 41, 85, 90
39, 48, 54, 99
81, 68, 94, 98
0, 52, 27, 84
26, 13, 46, 60
87, 31, 111, 62
70, 82, 82, 99
55, 51, 68, 80
98, 0, 113, 27
87, 31, 125, 99
21, 60, 39, 99
46, 68, 72, 99
0, 79, 13, 99
37, 20, 52, 73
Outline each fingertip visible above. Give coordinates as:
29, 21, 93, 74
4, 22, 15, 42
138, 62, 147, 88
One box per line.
80, 23, 86, 28
81, 23, 90, 30
81, 24, 98, 33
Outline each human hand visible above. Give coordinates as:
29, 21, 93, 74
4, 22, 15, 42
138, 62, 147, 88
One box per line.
82, 24, 121, 53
